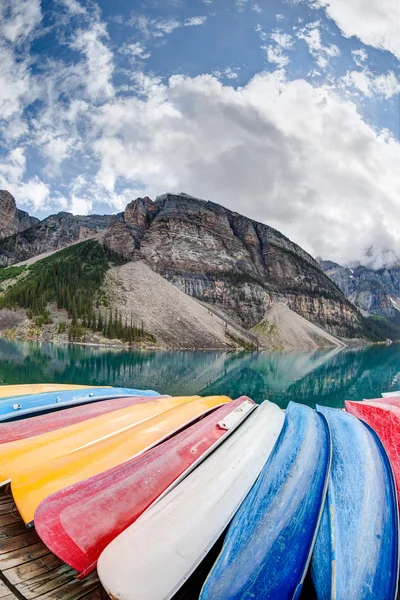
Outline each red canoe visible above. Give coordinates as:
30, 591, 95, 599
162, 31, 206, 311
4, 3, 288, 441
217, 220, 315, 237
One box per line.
35, 396, 256, 578
0, 395, 166, 443
345, 400, 400, 499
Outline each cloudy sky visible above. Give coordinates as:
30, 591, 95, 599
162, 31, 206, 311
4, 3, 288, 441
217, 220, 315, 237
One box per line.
0, 0, 399, 267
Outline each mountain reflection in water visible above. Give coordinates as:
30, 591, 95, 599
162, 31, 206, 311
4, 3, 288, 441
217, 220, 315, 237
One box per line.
0, 340, 399, 408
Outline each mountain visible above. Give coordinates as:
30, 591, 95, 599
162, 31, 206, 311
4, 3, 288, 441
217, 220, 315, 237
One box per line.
0, 191, 123, 267
319, 258, 400, 341
104, 193, 364, 338
0, 190, 39, 241
319, 259, 400, 317
0, 190, 371, 347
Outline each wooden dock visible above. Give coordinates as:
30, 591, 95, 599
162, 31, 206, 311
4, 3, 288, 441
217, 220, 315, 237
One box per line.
0, 487, 108, 600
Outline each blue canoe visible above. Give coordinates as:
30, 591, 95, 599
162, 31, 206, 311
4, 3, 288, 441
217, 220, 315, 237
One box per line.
312, 406, 399, 600
200, 402, 331, 600
0, 387, 160, 421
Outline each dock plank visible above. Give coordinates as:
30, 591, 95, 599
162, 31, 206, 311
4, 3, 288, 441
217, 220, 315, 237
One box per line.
0, 488, 108, 600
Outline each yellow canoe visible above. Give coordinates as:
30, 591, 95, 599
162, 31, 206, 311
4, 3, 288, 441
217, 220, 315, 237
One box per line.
12, 395, 231, 524
0, 396, 202, 487
0, 384, 110, 398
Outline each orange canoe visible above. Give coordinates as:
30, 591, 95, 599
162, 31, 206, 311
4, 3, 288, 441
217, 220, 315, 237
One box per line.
0, 395, 203, 487
12, 395, 231, 525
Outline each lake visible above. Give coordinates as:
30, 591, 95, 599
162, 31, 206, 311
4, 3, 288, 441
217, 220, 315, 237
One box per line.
0, 339, 399, 406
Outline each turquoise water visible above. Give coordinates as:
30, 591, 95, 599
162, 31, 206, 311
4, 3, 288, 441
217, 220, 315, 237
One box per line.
0, 340, 399, 407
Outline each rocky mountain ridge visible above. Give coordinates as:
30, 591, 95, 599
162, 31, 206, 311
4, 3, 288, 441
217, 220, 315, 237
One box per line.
0, 190, 366, 342
319, 259, 400, 318
0, 191, 39, 241
104, 193, 364, 338
0, 191, 122, 267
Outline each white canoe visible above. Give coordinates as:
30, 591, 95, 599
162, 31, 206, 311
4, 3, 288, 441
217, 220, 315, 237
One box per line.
382, 391, 400, 397
97, 400, 285, 600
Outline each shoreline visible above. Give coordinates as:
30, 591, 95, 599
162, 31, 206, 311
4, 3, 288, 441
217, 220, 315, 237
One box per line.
0, 332, 383, 353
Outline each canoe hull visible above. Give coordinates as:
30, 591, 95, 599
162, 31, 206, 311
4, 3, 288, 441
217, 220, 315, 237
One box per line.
0, 384, 110, 398
12, 396, 232, 524
0, 395, 202, 489
0, 395, 167, 443
97, 400, 285, 600
200, 402, 331, 600
345, 400, 400, 502
35, 397, 256, 577
312, 405, 399, 600
0, 387, 160, 421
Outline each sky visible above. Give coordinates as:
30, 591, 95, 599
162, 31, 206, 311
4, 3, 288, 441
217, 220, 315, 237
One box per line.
0, 0, 399, 268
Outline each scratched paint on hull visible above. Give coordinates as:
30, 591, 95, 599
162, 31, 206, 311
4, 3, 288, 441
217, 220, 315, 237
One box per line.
312, 405, 398, 600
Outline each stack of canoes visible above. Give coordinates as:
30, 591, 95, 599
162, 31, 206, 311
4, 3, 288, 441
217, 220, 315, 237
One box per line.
0, 383, 400, 600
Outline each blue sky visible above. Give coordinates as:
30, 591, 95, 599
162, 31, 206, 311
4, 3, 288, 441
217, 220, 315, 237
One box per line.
0, 0, 399, 266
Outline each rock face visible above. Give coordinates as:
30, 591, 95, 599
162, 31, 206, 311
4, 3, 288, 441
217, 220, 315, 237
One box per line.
104, 193, 364, 337
0, 191, 39, 240
319, 259, 400, 317
0, 193, 123, 266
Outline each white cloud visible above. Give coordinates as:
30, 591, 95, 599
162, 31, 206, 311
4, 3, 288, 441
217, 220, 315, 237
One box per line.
213, 67, 239, 80
70, 21, 114, 101
120, 42, 151, 60
276, 14, 284, 20
252, 4, 262, 13
270, 30, 294, 50
70, 195, 93, 215
341, 70, 400, 98
296, 21, 340, 70
313, 0, 400, 59
351, 48, 368, 67
59, 0, 86, 15
0, 1, 42, 126
129, 15, 182, 38
184, 16, 208, 26
0, 0, 42, 43
235, 0, 250, 9
89, 71, 400, 267
264, 45, 290, 68
12, 177, 50, 211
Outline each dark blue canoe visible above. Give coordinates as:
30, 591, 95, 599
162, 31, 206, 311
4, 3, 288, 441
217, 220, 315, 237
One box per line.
0, 387, 160, 421
200, 401, 331, 600
312, 406, 399, 600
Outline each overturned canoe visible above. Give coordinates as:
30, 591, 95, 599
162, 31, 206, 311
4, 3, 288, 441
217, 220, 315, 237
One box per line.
201, 402, 330, 600
0, 395, 203, 488
13, 395, 232, 525
0, 395, 166, 443
0, 383, 110, 398
312, 405, 398, 600
97, 400, 285, 600
35, 397, 256, 577
345, 400, 400, 504
0, 387, 160, 421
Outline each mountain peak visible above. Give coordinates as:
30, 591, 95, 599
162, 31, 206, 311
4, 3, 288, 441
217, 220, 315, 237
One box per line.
0, 190, 39, 240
